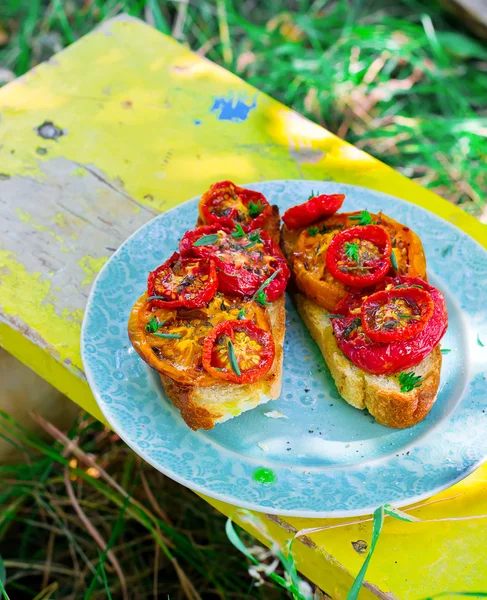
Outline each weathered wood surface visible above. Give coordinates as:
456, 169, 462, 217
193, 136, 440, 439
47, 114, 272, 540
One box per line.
1, 15, 486, 599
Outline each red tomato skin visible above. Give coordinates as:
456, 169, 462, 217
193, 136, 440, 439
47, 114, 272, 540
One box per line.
282, 194, 345, 229
199, 181, 272, 231
332, 276, 448, 375
361, 287, 435, 343
326, 225, 392, 288
202, 320, 275, 384
147, 252, 218, 309
179, 224, 289, 300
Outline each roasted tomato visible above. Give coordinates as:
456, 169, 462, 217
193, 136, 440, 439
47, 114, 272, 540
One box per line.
128, 292, 271, 385
147, 252, 217, 309
179, 224, 289, 300
292, 212, 426, 311
198, 181, 272, 231
331, 276, 448, 375
325, 225, 392, 288
202, 320, 275, 384
361, 286, 434, 343
282, 193, 345, 229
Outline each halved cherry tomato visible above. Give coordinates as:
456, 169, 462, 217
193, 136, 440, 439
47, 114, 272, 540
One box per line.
331, 276, 448, 375
147, 252, 217, 309
282, 193, 345, 229
198, 181, 272, 230
202, 320, 275, 384
325, 225, 392, 288
361, 287, 434, 343
179, 224, 289, 300
128, 293, 271, 386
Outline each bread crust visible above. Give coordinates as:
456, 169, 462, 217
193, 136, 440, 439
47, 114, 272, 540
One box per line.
160, 295, 285, 430
295, 293, 441, 428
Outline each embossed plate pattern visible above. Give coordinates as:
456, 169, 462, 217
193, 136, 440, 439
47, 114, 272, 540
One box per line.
81, 181, 487, 517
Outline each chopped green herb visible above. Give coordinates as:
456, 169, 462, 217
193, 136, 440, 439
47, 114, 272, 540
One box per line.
440, 348, 451, 354
248, 200, 265, 217
478, 334, 485, 347
153, 332, 182, 339
308, 226, 319, 236
323, 313, 346, 319
343, 317, 361, 339
308, 190, 318, 200
349, 210, 373, 226
254, 290, 270, 306
390, 251, 398, 271
344, 242, 359, 263
147, 295, 169, 302
411, 284, 424, 289
394, 284, 407, 289
231, 223, 246, 239
252, 268, 282, 305
244, 230, 262, 248
237, 309, 246, 320
227, 340, 241, 376
145, 317, 159, 333
397, 313, 421, 320
398, 371, 423, 393
193, 233, 219, 247
145, 317, 166, 333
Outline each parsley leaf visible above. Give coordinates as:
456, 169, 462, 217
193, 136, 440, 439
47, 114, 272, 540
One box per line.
478, 334, 485, 348
308, 190, 318, 200
344, 242, 359, 263
440, 348, 451, 354
248, 200, 265, 217
349, 210, 373, 226
145, 317, 160, 333
308, 226, 319, 237
237, 309, 246, 320
231, 223, 246, 239
398, 371, 423, 393
244, 230, 262, 249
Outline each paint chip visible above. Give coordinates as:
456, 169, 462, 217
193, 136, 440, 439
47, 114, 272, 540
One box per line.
263, 410, 288, 419
352, 540, 368, 554
35, 121, 66, 140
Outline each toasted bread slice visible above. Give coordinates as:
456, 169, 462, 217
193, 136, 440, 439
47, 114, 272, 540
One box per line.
159, 295, 285, 430
282, 211, 427, 311
282, 211, 440, 428
295, 293, 442, 428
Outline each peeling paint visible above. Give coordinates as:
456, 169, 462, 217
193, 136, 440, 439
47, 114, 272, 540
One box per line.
210, 94, 257, 122
78, 255, 108, 286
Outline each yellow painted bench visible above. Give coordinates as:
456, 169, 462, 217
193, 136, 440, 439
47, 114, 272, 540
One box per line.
1, 15, 486, 599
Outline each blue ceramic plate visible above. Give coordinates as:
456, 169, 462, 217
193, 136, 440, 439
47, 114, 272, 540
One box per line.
81, 181, 487, 517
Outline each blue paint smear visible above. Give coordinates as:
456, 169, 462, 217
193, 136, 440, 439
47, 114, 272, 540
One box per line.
210, 94, 257, 122
194, 119, 201, 125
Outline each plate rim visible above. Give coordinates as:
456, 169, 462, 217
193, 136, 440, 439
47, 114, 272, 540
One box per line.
81, 179, 487, 518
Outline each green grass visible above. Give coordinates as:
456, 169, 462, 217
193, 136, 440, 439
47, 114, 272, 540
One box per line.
1, 0, 486, 220
0, 1, 486, 598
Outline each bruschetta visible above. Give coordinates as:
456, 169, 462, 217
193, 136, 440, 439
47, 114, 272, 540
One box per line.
281, 194, 448, 428
128, 182, 288, 430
